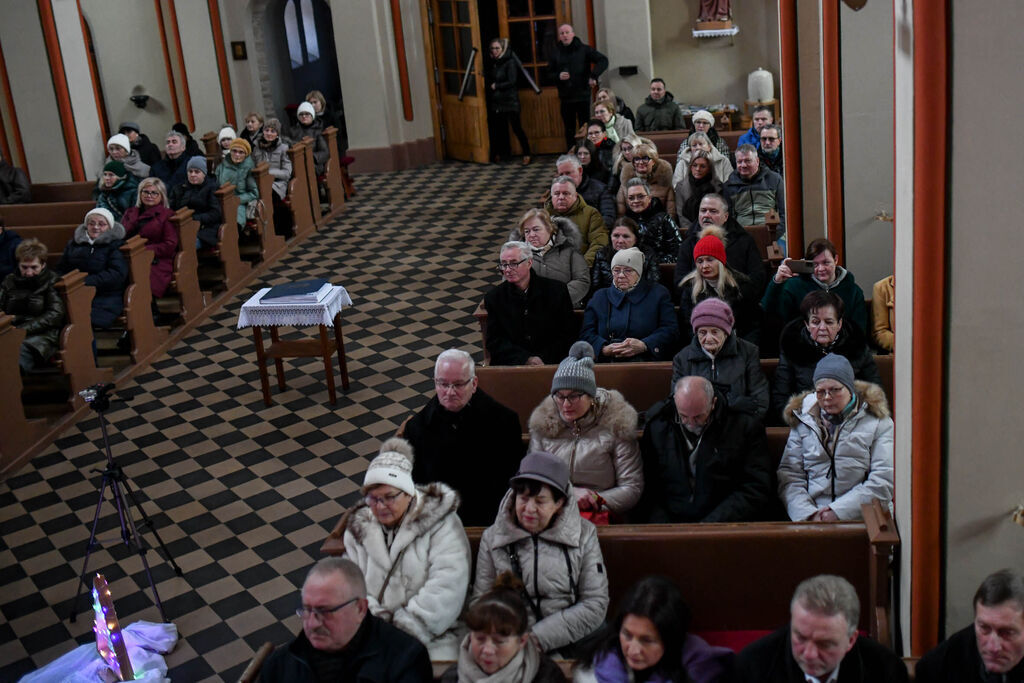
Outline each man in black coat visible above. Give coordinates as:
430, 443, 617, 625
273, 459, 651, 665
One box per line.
0, 153, 31, 204
916, 569, 1024, 682
261, 558, 432, 683
548, 24, 608, 147
405, 349, 525, 526
118, 121, 162, 166
736, 574, 909, 683
484, 241, 576, 366
150, 131, 190, 190
636, 376, 772, 523
674, 193, 766, 294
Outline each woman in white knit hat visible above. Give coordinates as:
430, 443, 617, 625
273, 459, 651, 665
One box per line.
336, 437, 471, 661
105, 133, 150, 181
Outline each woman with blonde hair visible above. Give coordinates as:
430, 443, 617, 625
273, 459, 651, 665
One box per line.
678, 232, 762, 346
615, 143, 674, 217
672, 131, 733, 187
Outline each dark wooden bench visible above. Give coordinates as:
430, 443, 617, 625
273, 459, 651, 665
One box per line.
322, 126, 347, 215
27, 182, 94, 203
159, 209, 206, 324
301, 135, 326, 231
196, 185, 250, 292
0, 316, 48, 470
244, 162, 287, 264
286, 142, 316, 239
0, 200, 96, 228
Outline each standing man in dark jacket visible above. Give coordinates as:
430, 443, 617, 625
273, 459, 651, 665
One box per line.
405, 349, 525, 526
484, 241, 575, 365
118, 121, 162, 166
637, 376, 772, 523
635, 78, 686, 131
261, 557, 432, 682
736, 574, 909, 683
0, 152, 31, 204
548, 24, 608, 148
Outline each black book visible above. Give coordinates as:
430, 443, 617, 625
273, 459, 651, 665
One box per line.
260, 279, 332, 304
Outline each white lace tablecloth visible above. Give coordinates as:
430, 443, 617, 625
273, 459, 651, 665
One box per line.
237, 285, 353, 329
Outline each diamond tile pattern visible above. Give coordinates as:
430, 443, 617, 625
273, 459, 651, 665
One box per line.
0, 159, 553, 681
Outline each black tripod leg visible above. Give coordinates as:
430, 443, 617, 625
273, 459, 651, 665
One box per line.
112, 478, 169, 623
120, 476, 182, 575
68, 475, 110, 623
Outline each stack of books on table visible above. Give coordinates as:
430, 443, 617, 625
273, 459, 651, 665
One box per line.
259, 279, 333, 305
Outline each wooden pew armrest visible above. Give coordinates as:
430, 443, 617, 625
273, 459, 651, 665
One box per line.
237, 641, 275, 683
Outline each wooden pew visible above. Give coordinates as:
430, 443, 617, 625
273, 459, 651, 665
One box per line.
28, 182, 94, 203
0, 316, 48, 471
197, 185, 250, 292
302, 135, 325, 230
119, 235, 167, 363
53, 271, 113, 401
286, 142, 316, 238
321, 126, 346, 215
245, 162, 287, 263
644, 129, 745, 168
0, 201, 96, 228
162, 208, 206, 323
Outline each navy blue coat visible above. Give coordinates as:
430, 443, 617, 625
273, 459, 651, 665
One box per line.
581, 279, 679, 361
56, 222, 128, 328
151, 154, 189, 191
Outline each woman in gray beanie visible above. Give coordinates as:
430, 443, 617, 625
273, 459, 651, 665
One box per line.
777, 353, 894, 522
526, 341, 643, 517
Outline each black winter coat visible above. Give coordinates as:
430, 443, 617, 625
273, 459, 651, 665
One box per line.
132, 133, 162, 166
577, 175, 615, 229
406, 389, 525, 526
151, 154, 189, 191
547, 37, 608, 102
624, 196, 682, 264
0, 267, 65, 360
170, 176, 223, 247
56, 222, 128, 329
677, 267, 763, 347
259, 614, 433, 683
675, 219, 767, 294
0, 160, 31, 204
916, 624, 1024, 683
0, 228, 22, 279
484, 274, 576, 365
590, 243, 659, 293
637, 390, 773, 523
770, 318, 881, 423
489, 50, 522, 113
289, 118, 329, 174
671, 332, 769, 418
736, 626, 909, 683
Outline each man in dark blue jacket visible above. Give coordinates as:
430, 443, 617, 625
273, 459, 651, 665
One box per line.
548, 24, 608, 147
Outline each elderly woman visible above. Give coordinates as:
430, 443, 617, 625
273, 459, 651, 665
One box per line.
474, 451, 610, 655
170, 157, 223, 249
690, 109, 732, 157
674, 150, 722, 227
289, 101, 329, 175
778, 354, 894, 522
616, 143, 675, 217
93, 161, 139, 221
105, 133, 150, 180
582, 249, 678, 363
239, 112, 263, 146
56, 208, 128, 328
122, 177, 178, 299
672, 132, 733, 187
622, 178, 681, 263
509, 208, 589, 308
0, 238, 65, 371
593, 99, 634, 146
590, 217, 658, 292
250, 118, 294, 238
770, 290, 881, 423
762, 237, 868, 335
677, 233, 762, 346
441, 572, 566, 682
337, 437, 470, 660
528, 342, 644, 518
215, 138, 258, 229
670, 298, 768, 419
573, 138, 609, 184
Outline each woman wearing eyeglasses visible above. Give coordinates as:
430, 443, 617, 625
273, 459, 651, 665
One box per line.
122, 177, 178, 299
621, 177, 681, 264
335, 437, 471, 660
509, 209, 590, 308
527, 341, 644, 518
615, 143, 674, 218
777, 353, 894, 522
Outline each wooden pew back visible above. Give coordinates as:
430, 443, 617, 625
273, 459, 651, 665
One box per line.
0, 201, 96, 228
28, 182, 94, 203
246, 162, 287, 263
0, 317, 47, 470
286, 142, 315, 238
321, 126, 346, 214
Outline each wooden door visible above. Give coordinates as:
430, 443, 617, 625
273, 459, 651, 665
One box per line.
498, 0, 572, 155
428, 0, 489, 162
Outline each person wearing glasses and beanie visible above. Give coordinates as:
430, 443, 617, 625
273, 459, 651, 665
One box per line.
777, 353, 894, 522
332, 437, 470, 660
527, 341, 644, 517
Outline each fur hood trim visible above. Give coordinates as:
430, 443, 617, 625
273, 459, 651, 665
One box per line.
527, 387, 637, 440
783, 380, 890, 427
73, 221, 126, 245
333, 481, 460, 543
507, 216, 583, 252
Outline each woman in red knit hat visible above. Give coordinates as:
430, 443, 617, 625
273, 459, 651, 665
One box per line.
677, 230, 763, 348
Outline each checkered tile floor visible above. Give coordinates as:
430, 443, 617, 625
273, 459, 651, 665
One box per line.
0, 158, 554, 682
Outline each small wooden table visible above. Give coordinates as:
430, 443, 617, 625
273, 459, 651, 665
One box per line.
238, 286, 353, 406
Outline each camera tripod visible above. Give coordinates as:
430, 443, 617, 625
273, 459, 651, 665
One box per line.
68, 383, 183, 623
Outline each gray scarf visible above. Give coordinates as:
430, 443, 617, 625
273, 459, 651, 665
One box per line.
455, 633, 541, 683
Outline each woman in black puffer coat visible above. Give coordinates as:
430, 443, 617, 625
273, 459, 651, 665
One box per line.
488, 38, 532, 165
169, 156, 223, 248
55, 208, 128, 329
0, 238, 65, 371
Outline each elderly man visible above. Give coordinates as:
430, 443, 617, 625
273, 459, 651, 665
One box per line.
261, 557, 432, 682
723, 144, 786, 233
674, 193, 766, 292
483, 241, 575, 366
555, 154, 615, 228
118, 121, 162, 166
635, 78, 685, 131
405, 349, 525, 526
917, 569, 1024, 682
737, 574, 909, 682
150, 131, 190, 189
548, 23, 607, 147
544, 175, 608, 266
737, 105, 775, 150
759, 123, 784, 175
636, 376, 772, 523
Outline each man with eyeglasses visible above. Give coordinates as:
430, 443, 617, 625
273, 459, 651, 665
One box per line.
737, 104, 775, 150
483, 240, 575, 366
758, 123, 783, 175
260, 557, 432, 682
554, 154, 615, 229
543, 175, 608, 266
636, 375, 773, 523
404, 349, 524, 526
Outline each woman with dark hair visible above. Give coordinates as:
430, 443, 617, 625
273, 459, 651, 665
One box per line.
573, 138, 609, 184
590, 217, 658, 292
673, 150, 722, 228
441, 572, 566, 682
475, 450, 609, 655
92, 161, 139, 222
574, 576, 734, 682
622, 178, 681, 264
488, 38, 532, 166
0, 238, 65, 371
170, 157, 223, 249
672, 132, 733, 188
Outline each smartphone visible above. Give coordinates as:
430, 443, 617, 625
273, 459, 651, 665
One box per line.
788, 259, 816, 275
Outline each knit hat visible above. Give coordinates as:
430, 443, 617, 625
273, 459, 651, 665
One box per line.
218, 126, 236, 143
690, 297, 734, 335
362, 437, 416, 496
106, 134, 131, 153
102, 160, 126, 177
228, 138, 251, 157
692, 109, 715, 126
551, 341, 597, 397
693, 234, 727, 265
186, 156, 208, 174
85, 207, 114, 229
610, 246, 644, 275
118, 121, 140, 134
510, 451, 571, 498
813, 353, 856, 396
297, 102, 316, 118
